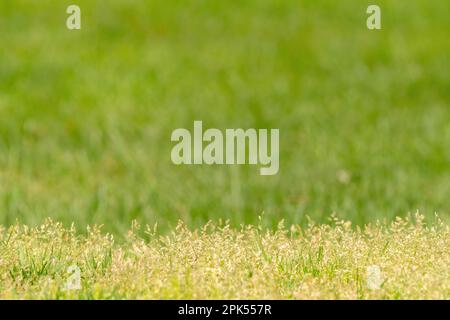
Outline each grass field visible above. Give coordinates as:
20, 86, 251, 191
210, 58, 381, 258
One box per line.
0, 215, 448, 299
0, 0, 449, 299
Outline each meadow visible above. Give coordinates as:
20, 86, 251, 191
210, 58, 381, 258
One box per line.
0, 215, 448, 299
0, 0, 449, 299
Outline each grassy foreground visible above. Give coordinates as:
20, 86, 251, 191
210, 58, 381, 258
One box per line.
0, 214, 448, 299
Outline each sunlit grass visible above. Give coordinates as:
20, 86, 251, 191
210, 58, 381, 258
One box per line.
0, 1, 448, 300
0, 214, 448, 299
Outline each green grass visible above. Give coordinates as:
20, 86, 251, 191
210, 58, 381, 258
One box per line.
0, 0, 449, 235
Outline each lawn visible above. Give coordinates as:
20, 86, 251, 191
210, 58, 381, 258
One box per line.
0, 0, 448, 299
1, 0, 449, 233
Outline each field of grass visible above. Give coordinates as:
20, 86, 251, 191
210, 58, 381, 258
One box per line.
0, 0, 448, 234
0, 0, 449, 299
0, 215, 448, 299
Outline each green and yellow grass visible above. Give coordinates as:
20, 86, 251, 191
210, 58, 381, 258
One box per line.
1, 214, 448, 299
0, 0, 448, 300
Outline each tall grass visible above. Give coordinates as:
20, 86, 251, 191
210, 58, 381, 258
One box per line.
0, 214, 448, 299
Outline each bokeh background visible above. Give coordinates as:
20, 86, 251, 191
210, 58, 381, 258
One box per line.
0, 0, 448, 234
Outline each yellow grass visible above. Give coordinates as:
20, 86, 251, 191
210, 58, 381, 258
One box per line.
0, 214, 448, 299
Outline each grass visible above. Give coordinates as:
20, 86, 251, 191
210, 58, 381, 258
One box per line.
0, 215, 448, 299
0, 0, 448, 235
0, 0, 448, 299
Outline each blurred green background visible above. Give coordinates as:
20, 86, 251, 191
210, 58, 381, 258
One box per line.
0, 0, 449, 234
